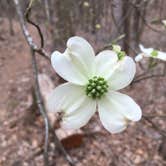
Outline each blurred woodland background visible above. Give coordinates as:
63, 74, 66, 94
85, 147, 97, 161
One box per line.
0, 0, 166, 166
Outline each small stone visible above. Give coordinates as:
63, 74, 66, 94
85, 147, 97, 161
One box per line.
83, 1, 90, 7
32, 139, 38, 148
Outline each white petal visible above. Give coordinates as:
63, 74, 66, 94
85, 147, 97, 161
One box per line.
108, 56, 136, 90
98, 97, 127, 134
157, 51, 166, 61
135, 53, 143, 62
46, 83, 86, 113
67, 36, 95, 77
51, 51, 88, 85
61, 97, 96, 129
95, 50, 118, 79
107, 91, 142, 121
139, 44, 153, 55
162, 20, 166, 26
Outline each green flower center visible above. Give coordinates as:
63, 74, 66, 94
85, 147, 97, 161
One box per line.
86, 76, 109, 99
151, 50, 158, 57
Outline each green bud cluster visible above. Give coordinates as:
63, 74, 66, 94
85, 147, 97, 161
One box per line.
86, 76, 109, 99
112, 44, 125, 60
117, 51, 125, 60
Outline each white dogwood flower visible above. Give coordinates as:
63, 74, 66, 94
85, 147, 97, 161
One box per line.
47, 36, 142, 134
135, 44, 166, 62
162, 20, 166, 27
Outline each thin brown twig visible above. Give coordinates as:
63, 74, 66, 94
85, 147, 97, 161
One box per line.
24, 7, 44, 48
132, 73, 165, 84
49, 127, 75, 166
96, 34, 125, 54
143, 115, 166, 138
143, 114, 166, 119
133, 63, 166, 84
13, 0, 50, 61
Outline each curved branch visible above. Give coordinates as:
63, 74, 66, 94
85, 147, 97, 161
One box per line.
24, 7, 44, 48
13, 0, 50, 60
133, 63, 166, 84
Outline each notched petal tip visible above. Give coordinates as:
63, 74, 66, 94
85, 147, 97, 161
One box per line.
51, 48, 88, 85
67, 36, 86, 46
51, 50, 62, 63
66, 36, 96, 78
66, 36, 95, 55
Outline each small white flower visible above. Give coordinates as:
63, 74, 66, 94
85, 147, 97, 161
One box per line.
95, 24, 101, 29
83, 1, 90, 7
135, 44, 166, 62
47, 36, 142, 134
162, 20, 166, 27
112, 44, 121, 53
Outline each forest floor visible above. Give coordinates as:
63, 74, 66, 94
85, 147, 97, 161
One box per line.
0, 18, 166, 166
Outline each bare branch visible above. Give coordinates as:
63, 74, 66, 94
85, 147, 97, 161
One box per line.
133, 73, 165, 84
25, 8, 44, 48
143, 115, 166, 138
